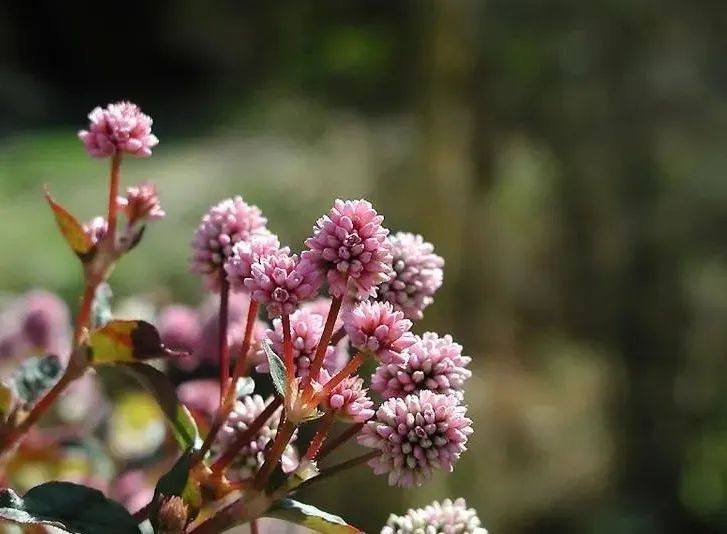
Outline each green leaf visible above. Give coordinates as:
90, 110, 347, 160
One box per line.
119, 363, 202, 451
262, 340, 287, 397
235, 376, 255, 398
266, 499, 361, 533
150, 450, 200, 531
12, 355, 62, 406
44, 188, 95, 261
88, 320, 185, 365
0, 481, 140, 534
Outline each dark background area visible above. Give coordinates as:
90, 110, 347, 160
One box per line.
2, 1, 727, 532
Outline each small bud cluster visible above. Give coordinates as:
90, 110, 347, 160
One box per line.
382, 498, 486, 534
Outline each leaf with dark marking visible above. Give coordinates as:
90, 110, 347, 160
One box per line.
88, 320, 185, 364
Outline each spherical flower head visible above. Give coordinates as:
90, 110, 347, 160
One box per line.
158, 305, 202, 358
20, 290, 70, 355
382, 498, 486, 534
318, 369, 375, 423
78, 101, 158, 158
344, 301, 415, 364
213, 394, 298, 481
255, 309, 346, 377
225, 232, 287, 291
244, 252, 320, 318
358, 390, 473, 487
190, 197, 267, 291
117, 182, 165, 227
377, 232, 444, 320
372, 332, 472, 400
302, 199, 393, 298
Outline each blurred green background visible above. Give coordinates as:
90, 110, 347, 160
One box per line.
2, 1, 727, 532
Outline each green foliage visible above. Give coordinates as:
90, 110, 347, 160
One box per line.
150, 450, 200, 531
118, 363, 201, 451
266, 498, 361, 533
0, 481, 140, 533
262, 340, 287, 398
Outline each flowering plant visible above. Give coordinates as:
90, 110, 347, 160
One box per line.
0, 102, 485, 533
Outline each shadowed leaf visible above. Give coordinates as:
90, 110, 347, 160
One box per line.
150, 450, 201, 531
119, 362, 202, 450
0, 481, 140, 534
266, 498, 361, 533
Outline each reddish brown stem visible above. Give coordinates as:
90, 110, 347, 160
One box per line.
251, 519, 260, 534
281, 313, 294, 386
303, 410, 336, 461
0, 372, 73, 451
253, 418, 296, 490
218, 276, 231, 402
211, 397, 282, 474
230, 300, 259, 385
298, 450, 378, 491
107, 153, 122, 241
315, 353, 365, 401
72, 282, 97, 347
306, 295, 342, 386
317, 422, 364, 461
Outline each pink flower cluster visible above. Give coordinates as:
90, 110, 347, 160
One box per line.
78, 101, 158, 158
190, 197, 268, 291
372, 332, 471, 400
383, 498, 486, 534
344, 301, 415, 364
302, 199, 393, 298
377, 232, 444, 320
358, 390, 473, 487
244, 252, 320, 318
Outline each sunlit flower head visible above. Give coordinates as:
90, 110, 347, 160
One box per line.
78, 101, 158, 158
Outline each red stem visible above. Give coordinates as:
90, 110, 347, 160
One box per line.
298, 450, 378, 491
211, 397, 282, 474
253, 418, 296, 489
317, 422, 364, 461
306, 295, 342, 386
303, 410, 336, 461
251, 519, 260, 534
72, 282, 97, 347
218, 276, 231, 402
315, 353, 365, 400
107, 154, 122, 241
230, 300, 259, 384
281, 313, 294, 386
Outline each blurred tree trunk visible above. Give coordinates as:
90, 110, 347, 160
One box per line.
550, 18, 696, 532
